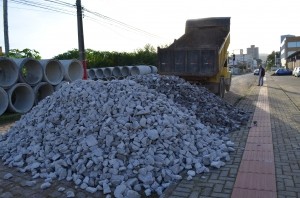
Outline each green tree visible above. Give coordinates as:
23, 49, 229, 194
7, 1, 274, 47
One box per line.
53, 49, 79, 60
266, 51, 280, 70
8, 48, 41, 59
134, 44, 157, 65
53, 44, 158, 68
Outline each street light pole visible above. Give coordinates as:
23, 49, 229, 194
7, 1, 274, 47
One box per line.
3, 0, 9, 56
76, 0, 87, 79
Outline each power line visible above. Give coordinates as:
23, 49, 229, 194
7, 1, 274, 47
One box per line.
9, 0, 75, 16
84, 8, 160, 38
7, 0, 160, 39
42, 0, 74, 7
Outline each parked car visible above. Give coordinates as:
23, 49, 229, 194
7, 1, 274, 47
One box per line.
253, 69, 259, 75
292, 67, 300, 77
274, 68, 292, 75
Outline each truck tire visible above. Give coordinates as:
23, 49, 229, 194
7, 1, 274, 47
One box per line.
219, 78, 225, 98
225, 73, 232, 92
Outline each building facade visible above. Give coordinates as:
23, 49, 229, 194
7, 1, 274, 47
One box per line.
280, 35, 300, 68
247, 45, 259, 60
287, 51, 300, 69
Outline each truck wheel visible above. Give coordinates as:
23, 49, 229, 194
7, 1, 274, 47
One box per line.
219, 78, 225, 98
225, 73, 232, 92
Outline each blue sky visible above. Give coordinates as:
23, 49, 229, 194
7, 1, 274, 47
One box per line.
1, 0, 300, 59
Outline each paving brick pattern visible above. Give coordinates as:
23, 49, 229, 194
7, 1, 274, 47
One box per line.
232, 84, 277, 198
267, 76, 300, 198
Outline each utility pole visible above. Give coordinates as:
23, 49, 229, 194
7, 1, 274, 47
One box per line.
76, 0, 87, 79
3, 0, 9, 56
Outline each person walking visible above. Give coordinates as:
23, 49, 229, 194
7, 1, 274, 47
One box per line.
258, 65, 265, 86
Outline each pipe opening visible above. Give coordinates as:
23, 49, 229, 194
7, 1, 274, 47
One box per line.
8, 83, 34, 113
34, 82, 54, 104
0, 58, 19, 89
0, 87, 8, 116
43, 60, 64, 85
19, 59, 43, 85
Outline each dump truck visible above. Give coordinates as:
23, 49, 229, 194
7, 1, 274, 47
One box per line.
157, 17, 231, 98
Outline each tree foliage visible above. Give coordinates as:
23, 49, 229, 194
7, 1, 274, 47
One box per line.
5, 44, 158, 68
53, 44, 157, 68
266, 51, 280, 70
8, 48, 41, 59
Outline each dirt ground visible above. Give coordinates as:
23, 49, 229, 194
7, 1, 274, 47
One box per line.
0, 122, 14, 134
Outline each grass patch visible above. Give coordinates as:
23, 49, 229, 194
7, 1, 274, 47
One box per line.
0, 112, 21, 125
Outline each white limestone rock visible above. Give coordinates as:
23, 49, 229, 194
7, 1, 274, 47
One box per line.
86, 187, 98, 193
3, 173, 13, 180
126, 190, 141, 198
103, 182, 111, 194
58, 187, 65, 192
41, 182, 51, 190
187, 170, 196, 177
211, 161, 226, 169
66, 191, 75, 198
114, 183, 127, 198
0, 76, 249, 196
24, 180, 37, 187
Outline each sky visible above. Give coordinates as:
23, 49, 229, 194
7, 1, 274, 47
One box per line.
0, 0, 300, 59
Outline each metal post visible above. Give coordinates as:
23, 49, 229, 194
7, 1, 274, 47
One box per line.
3, 0, 9, 56
76, 0, 87, 79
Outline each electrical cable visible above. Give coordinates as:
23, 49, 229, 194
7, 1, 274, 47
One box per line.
8, 0, 161, 39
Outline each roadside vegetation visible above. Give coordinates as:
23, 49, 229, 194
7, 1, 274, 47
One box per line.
266, 51, 280, 71
0, 113, 21, 125
53, 44, 158, 68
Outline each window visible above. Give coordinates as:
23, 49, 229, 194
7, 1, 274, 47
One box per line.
287, 41, 300, 48
287, 51, 295, 57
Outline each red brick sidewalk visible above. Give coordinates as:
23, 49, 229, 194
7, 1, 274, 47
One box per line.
232, 85, 277, 198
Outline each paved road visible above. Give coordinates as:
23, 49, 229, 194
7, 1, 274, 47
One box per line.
267, 74, 300, 198
268, 75, 300, 110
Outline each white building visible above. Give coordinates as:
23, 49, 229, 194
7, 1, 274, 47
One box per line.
228, 54, 257, 70
247, 45, 259, 60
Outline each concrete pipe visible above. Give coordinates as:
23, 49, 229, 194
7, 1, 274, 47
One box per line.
33, 82, 54, 105
120, 66, 133, 77
0, 87, 8, 116
60, 59, 84, 82
103, 67, 113, 78
100, 78, 108, 81
131, 65, 152, 76
112, 66, 122, 77
39, 59, 64, 85
7, 83, 35, 114
0, 57, 19, 89
14, 58, 43, 86
150, 65, 158, 73
88, 69, 97, 80
102, 77, 115, 81
95, 68, 105, 79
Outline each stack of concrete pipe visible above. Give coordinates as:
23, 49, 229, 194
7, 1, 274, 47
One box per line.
0, 57, 83, 116
87, 65, 158, 80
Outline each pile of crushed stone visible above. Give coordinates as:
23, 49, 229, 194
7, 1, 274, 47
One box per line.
0, 75, 248, 197
129, 74, 249, 133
